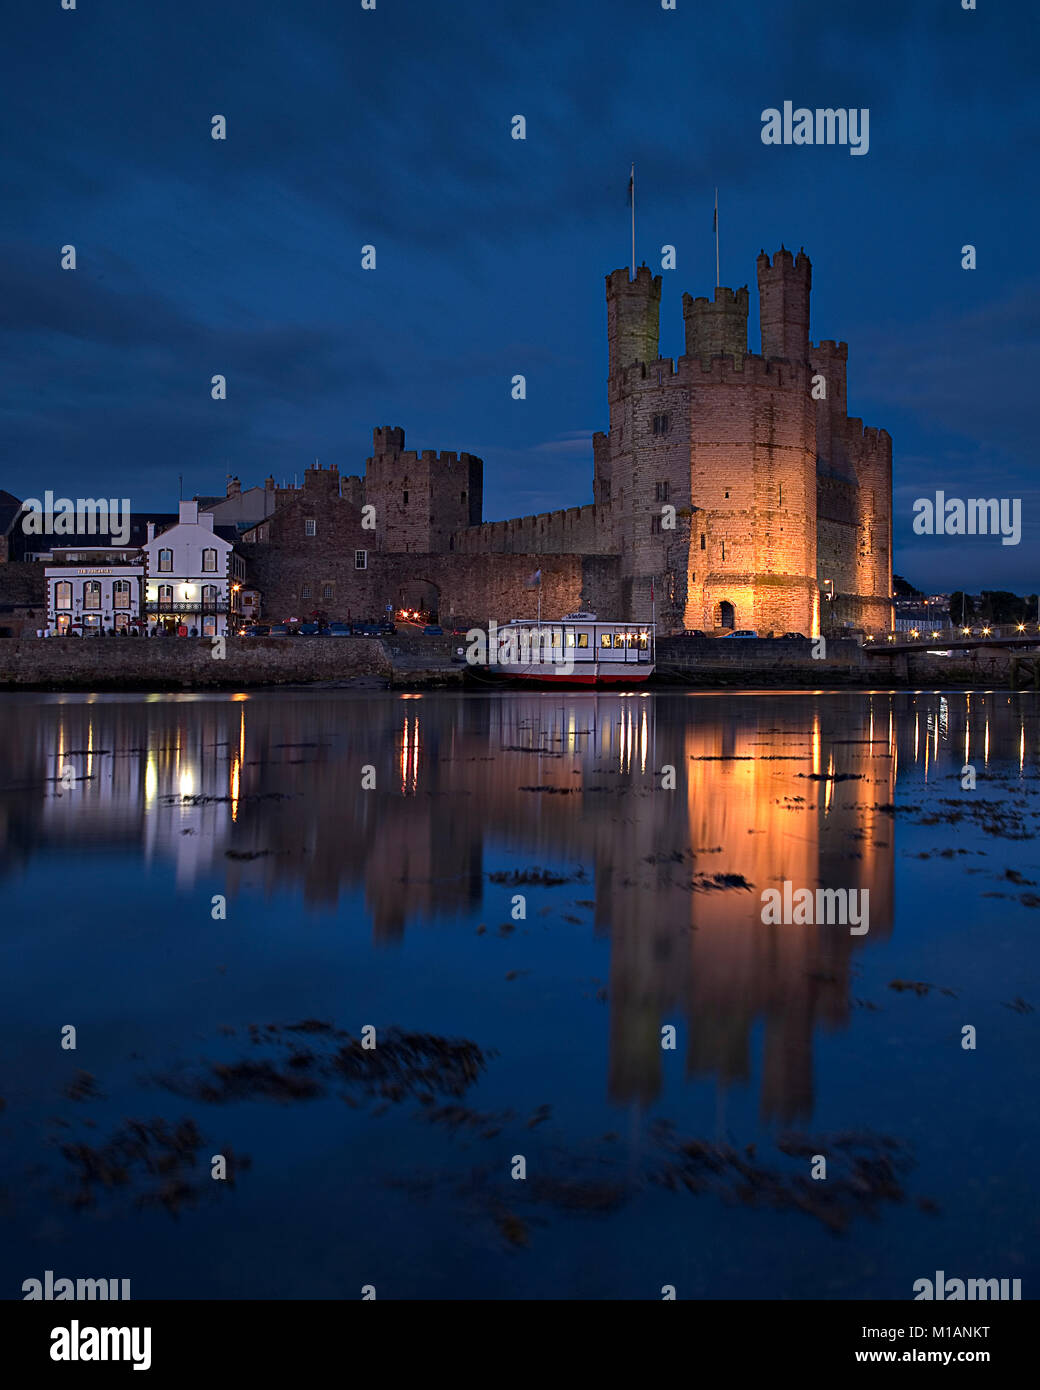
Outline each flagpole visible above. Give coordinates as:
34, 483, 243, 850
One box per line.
714, 187, 720, 289
630, 162, 635, 277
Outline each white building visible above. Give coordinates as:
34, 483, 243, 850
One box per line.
45, 546, 144, 635
142, 501, 245, 636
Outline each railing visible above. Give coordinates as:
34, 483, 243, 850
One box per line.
146, 600, 231, 614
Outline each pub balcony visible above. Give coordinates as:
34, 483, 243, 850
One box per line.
146, 600, 232, 614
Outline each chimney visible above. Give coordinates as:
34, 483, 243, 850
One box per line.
265, 476, 275, 492
147, 522, 156, 543
178, 500, 200, 524
227, 476, 241, 498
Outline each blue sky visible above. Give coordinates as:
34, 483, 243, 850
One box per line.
3, 0, 1038, 588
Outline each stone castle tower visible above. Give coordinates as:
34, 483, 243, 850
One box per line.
593, 247, 891, 634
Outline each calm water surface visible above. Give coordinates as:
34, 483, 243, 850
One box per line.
1, 689, 1037, 1299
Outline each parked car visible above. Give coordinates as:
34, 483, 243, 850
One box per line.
244, 624, 271, 637
683, 629, 708, 638
720, 629, 759, 639
268, 624, 292, 636
779, 631, 807, 640
423, 624, 444, 636
379, 621, 397, 635
297, 622, 321, 636
352, 621, 380, 636
326, 622, 353, 637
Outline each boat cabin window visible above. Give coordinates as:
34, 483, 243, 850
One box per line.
577, 632, 588, 648
600, 633, 612, 649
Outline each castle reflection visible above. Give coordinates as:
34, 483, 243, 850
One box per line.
0, 689, 1026, 1121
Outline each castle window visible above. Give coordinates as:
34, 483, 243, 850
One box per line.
724, 491, 730, 499
302, 585, 311, 600
323, 584, 333, 600
305, 519, 317, 537
651, 515, 662, 535
655, 481, 669, 502
722, 541, 726, 561
403, 491, 409, 505
460, 491, 466, 504
779, 484, 783, 507
700, 534, 706, 550
652, 413, 670, 436
355, 550, 367, 570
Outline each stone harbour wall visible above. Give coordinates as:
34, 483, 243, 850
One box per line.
0, 637, 396, 690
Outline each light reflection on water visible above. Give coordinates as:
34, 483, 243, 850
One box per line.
0, 690, 1037, 1299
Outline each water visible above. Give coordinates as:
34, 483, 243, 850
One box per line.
1, 689, 1037, 1300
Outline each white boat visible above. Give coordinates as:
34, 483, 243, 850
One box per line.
489, 612, 655, 685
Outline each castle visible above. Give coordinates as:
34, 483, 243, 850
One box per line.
238, 245, 892, 634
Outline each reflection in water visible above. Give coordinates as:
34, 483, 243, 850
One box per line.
2, 688, 1038, 1299
7, 688, 1026, 1124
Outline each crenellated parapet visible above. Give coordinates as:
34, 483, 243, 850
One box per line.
682, 285, 749, 365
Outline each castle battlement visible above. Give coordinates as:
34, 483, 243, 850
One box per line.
757, 246, 811, 275
691, 352, 814, 384
614, 349, 817, 390
846, 421, 891, 454
372, 425, 406, 455
811, 339, 848, 358
684, 286, 749, 312
605, 264, 662, 297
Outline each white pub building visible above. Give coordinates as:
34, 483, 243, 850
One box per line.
47, 552, 144, 635
142, 501, 245, 636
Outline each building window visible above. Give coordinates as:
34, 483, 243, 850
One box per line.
257, 526, 268, 543
158, 548, 173, 572
202, 548, 217, 572
652, 413, 670, 435
355, 550, 367, 570
113, 580, 131, 609
114, 613, 129, 631
201, 584, 219, 608
460, 491, 466, 504
651, 515, 662, 534
301, 585, 311, 599
655, 481, 670, 502
724, 490, 730, 499
700, 533, 706, 550
305, 519, 316, 537
55, 581, 72, 610
158, 584, 173, 608
322, 584, 333, 600
83, 581, 101, 610
403, 491, 409, 505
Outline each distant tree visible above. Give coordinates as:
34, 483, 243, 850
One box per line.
949, 591, 975, 625
978, 591, 1027, 625
892, 574, 922, 598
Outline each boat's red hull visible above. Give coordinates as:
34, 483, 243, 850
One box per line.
502, 666, 654, 687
